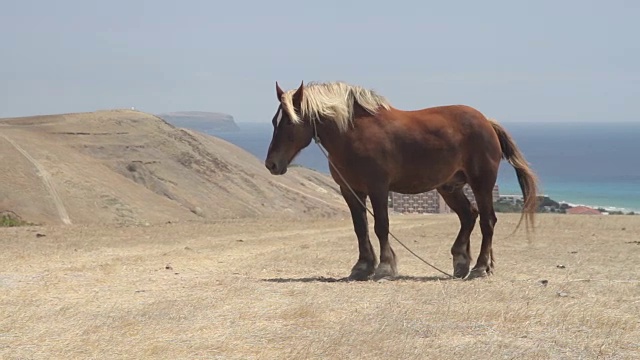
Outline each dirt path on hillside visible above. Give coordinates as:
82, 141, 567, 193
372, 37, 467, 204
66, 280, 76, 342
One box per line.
0, 134, 72, 225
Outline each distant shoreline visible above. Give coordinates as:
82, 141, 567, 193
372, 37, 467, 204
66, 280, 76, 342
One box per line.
498, 192, 639, 215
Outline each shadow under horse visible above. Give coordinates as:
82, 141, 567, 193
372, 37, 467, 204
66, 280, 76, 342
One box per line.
264, 81, 539, 281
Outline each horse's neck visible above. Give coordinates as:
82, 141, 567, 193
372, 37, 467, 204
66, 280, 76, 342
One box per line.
315, 99, 384, 154
318, 101, 372, 139
315, 119, 347, 154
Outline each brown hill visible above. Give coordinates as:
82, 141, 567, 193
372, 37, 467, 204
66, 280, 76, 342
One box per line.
0, 109, 348, 226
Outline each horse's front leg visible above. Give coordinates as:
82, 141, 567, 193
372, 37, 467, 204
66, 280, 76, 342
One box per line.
369, 188, 398, 279
340, 186, 377, 280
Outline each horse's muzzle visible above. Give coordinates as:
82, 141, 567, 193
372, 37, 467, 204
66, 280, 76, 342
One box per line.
265, 159, 287, 175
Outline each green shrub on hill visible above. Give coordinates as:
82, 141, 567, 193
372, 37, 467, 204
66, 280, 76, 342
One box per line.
1, 215, 27, 227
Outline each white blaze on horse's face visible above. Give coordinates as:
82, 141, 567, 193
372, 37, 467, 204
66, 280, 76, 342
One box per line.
276, 108, 283, 127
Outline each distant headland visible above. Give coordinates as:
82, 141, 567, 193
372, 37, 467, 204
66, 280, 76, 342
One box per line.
156, 111, 240, 132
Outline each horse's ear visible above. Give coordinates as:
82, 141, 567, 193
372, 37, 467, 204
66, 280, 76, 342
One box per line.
276, 81, 284, 101
292, 80, 304, 107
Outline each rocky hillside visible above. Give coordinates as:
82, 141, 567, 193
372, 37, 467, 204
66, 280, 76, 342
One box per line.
0, 110, 347, 226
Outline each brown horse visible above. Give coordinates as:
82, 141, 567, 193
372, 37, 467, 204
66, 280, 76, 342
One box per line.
265, 81, 538, 280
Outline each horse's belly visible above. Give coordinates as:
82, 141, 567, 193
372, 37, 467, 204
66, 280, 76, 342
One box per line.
389, 174, 451, 194
388, 166, 464, 194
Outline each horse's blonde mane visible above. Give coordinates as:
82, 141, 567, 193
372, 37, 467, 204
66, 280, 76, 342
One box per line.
280, 81, 391, 132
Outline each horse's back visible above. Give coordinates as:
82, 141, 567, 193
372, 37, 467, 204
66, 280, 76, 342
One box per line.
373, 104, 502, 191
384, 104, 499, 148
403, 104, 491, 129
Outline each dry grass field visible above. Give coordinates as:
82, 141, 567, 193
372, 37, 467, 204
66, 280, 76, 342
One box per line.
1, 213, 639, 359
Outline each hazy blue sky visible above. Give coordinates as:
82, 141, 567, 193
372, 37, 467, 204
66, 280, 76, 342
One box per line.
1, 0, 638, 122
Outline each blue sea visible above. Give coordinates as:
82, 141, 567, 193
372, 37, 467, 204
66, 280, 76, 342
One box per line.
204, 121, 640, 213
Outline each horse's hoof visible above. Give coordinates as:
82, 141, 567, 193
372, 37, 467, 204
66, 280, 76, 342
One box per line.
372, 263, 397, 280
349, 270, 372, 281
467, 267, 489, 280
349, 262, 375, 281
453, 262, 470, 279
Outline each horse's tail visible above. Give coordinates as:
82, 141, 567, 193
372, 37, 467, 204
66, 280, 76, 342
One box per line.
487, 118, 539, 233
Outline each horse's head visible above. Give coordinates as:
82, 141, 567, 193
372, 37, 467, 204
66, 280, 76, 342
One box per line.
264, 81, 314, 175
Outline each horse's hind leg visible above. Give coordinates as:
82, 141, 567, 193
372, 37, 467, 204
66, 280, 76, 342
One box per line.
438, 186, 478, 278
340, 186, 377, 281
468, 181, 498, 278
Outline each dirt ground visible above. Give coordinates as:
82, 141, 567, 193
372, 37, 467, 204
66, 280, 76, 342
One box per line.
1, 213, 639, 359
